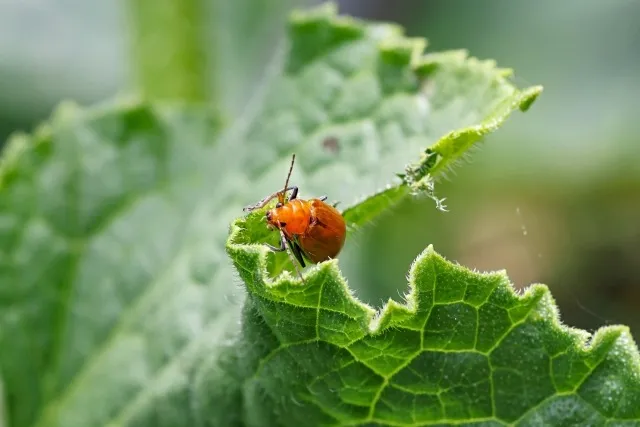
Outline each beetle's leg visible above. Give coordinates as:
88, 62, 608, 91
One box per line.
288, 186, 299, 200
316, 195, 339, 208
290, 255, 306, 283
243, 192, 279, 212
281, 230, 306, 283
287, 239, 306, 268
268, 230, 305, 283
265, 233, 287, 252
314, 195, 340, 209
243, 186, 298, 212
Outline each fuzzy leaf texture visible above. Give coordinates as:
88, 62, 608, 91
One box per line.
0, 3, 637, 427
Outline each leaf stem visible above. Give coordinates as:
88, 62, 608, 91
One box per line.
128, 0, 212, 103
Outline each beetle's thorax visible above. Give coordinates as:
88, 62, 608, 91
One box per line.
266, 199, 312, 235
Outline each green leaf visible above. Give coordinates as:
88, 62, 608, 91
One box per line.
2, 3, 637, 427
0, 101, 241, 427
227, 224, 640, 425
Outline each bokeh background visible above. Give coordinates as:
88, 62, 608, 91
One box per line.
1, 0, 638, 337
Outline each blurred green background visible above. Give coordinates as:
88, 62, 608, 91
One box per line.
1, 0, 638, 337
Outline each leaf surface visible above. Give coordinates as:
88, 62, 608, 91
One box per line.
3, 4, 634, 427
228, 221, 640, 425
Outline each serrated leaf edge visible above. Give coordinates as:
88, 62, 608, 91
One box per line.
227, 2, 635, 365
228, 217, 637, 356
227, 215, 640, 424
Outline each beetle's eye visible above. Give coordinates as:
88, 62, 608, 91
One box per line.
276, 202, 283, 208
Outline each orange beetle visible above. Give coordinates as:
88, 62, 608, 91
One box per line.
243, 154, 346, 278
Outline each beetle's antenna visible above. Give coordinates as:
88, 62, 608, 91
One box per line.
243, 154, 297, 212
280, 154, 296, 204
281, 230, 305, 283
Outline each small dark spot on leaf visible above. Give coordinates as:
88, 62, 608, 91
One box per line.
322, 136, 340, 154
